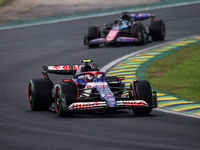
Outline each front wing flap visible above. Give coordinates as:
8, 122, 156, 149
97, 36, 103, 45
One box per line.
68, 100, 148, 111
89, 37, 138, 45
116, 37, 138, 43
89, 38, 105, 45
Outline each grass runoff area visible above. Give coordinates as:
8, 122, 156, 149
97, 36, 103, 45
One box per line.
0, 0, 7, 6
145, 43, 200, 103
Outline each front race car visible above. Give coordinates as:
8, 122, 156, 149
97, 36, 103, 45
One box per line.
28, 60, 157, 117
67, 78, 149, 111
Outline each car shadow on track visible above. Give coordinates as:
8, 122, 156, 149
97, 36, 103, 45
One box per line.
57, 110, 156, 118
84, 41, 158, 50
27, 109, 157, 119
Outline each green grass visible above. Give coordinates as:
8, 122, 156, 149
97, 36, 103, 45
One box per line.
145, 43, 200, 102
0, 0, 7, 6
0, 0, 8, 6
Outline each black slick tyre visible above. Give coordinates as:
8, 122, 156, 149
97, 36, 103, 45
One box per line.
84, 26, 100, 48
28, 79, 52, 111
131, 80, 153, 115
150, 20, 166, 41
132, 24, 147, 45
55, 82, 77, 116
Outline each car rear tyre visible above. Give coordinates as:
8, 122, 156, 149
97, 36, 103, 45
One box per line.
55, 82, 77, 116
84, 26, 100, 48
131, 80, 152, 115
28, 79, 52, 111
150, 20, 166, 41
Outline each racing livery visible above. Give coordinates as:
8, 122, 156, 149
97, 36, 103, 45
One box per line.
84, 12, 166, 48
28, 60, 157, 116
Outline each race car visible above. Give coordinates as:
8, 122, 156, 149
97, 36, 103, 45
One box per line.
28, 60, 157, 116
84, 12, 166, 48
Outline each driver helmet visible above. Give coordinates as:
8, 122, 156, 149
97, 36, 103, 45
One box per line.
122, 20, 128, 25
85, 74, 94, 82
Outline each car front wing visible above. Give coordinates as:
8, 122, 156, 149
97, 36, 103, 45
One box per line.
68, 100, 149, 111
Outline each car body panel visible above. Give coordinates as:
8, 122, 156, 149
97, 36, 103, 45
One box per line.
106, 29, 119, 41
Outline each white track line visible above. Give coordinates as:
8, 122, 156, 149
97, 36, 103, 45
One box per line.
156, 108, 200, 119
101, 35, 200, 119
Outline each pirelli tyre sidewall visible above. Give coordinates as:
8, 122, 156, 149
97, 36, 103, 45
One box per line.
55, 82, 77, 116
28, 79, 52, 111
131, 80, 153, 115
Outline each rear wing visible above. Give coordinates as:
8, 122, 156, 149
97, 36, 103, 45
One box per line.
130, 13, 155, 21
43, 65, 82, 75
43, 63, 99, 75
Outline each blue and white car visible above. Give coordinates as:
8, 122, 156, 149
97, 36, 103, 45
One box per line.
28, 60, 157, 116
84, 12, 166, 48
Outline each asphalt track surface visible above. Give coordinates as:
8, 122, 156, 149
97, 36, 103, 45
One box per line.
0, 3, 200, 150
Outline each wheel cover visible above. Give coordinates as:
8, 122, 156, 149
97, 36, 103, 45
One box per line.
28, 82, 33, 108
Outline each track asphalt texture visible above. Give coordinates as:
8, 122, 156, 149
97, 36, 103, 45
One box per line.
106, 36, 200, 117
0, 3, 200, 150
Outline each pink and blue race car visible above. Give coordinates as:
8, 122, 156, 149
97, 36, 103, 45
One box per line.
28, 60, 157, 116
84, 12, 166, 48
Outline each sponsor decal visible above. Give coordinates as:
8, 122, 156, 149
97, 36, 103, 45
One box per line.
122, 101, 146, 106
117, 77, 125, 80
82, 82, 109, 97
117, 37, 137, 42
130, 13, 151, 18
49, 65, 81, 70
63, 65, 72, 70
109, 98, 115, 101
71, 102, 98, 109
86, 85, 92, 89
73, 65, 81, 69
53, 66, 60, 70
